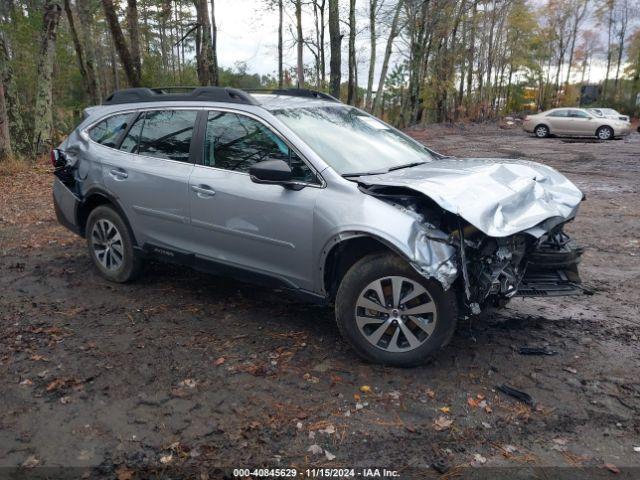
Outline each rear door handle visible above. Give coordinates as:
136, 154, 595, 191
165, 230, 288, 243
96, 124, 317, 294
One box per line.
110, 168, 128, 179
191, 185, 216, 197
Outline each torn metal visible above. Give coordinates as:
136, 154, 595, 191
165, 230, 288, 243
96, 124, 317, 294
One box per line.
357, 157, 584, 238
359, 157, 586, 313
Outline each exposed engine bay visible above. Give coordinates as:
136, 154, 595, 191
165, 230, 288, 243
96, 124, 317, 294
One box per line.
359, 184, 586, 316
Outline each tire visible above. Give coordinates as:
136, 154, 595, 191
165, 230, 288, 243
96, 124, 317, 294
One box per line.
86, 205, 142, 283
335, 253, 458, 367
534, 124, 549, 138
596, 126, 613, 140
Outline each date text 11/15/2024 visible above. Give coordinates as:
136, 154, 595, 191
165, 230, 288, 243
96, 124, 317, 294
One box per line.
232, 468, 400, 477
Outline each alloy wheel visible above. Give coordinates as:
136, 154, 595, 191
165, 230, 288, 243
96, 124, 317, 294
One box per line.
91, 219, 124, 271
535, 126, 548, 138
597, 127, 612, 140
355, 275, 438, 353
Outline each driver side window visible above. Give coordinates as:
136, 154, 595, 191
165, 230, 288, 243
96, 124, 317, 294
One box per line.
203, 111, 318, 184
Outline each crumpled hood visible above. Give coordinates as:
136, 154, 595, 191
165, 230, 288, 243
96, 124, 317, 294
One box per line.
358, 157, 583, 238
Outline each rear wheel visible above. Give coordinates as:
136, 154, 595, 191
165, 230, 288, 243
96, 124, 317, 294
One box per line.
534, 124, 549, 138
86, 205, 142, 283
335, 253, 458, 367
596, 126, 613, 140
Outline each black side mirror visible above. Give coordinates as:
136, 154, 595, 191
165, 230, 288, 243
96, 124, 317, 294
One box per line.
249, 159, 293, 185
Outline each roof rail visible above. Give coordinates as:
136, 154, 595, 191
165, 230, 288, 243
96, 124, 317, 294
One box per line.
102, 87, 259, 106
247, 88, 340, 103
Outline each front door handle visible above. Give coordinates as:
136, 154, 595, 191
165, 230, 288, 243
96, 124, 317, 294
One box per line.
110, 168, 128, 179
191, 185, 216, 197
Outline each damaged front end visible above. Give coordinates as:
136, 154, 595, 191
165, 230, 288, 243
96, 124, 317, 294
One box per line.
360, 184, 587, 316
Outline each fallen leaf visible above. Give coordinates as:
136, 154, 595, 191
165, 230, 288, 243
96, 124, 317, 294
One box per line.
359, 385, 372, 394
46, 378, 65, 392
355, 402, 364, 410
434, 416, 453, 431
213, 357, 225, 366
22, 455, 39, 468
178, 379, 197, 389
159, 454, 173, 464
19, 379, 33, 386
564, 367, 578, 374
473, 453, 487, 465
307, 444, 323, 455
604, 463, 620, 474
353, 393, 361, 402
439, 406, 451, 414
324, 449, 336, 461
426, 389, 435, 399
634, 446, 640, 453
467, 397, 479, 408
319, 425, 335, 435
60, 396, 71, 404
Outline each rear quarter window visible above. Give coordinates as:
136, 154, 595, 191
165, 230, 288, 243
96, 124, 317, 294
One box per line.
88, 113, 133, 148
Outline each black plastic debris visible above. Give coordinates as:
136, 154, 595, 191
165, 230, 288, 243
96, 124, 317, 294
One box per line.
518, 346, 559, 356
496, 384, 536, 408
432, 458, 449, 474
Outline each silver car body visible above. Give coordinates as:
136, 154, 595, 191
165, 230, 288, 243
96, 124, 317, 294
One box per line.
54, 92, 585, 312
523, 107, 631, 138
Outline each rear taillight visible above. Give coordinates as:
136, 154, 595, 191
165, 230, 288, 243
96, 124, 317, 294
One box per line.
50, 149, 57, 167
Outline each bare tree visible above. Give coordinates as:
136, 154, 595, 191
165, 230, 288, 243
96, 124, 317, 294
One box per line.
328, 0, 341, 98
365, 0, 379, 110
372, 0, 404, 116
279, 0, 284, 87
295, 0, 305, 87
32, 0, 62, 155
347, 0, 357, 104
194, 0, 218, 85
101, 0, 142, 86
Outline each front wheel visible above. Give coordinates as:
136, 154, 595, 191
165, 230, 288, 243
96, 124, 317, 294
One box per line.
596, 126, 614, 140
335, 253, 458, 367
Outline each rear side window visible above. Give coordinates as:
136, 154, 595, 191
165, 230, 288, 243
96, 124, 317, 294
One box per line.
569, 110, 589, 118
547, 110, 568, 117
138, 110, 197, 162
88, 113, 132, 147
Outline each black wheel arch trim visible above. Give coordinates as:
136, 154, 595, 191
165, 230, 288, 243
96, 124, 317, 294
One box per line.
78, 187, 138, 246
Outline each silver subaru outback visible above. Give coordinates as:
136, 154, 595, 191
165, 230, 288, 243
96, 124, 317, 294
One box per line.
52, 87, 587, 366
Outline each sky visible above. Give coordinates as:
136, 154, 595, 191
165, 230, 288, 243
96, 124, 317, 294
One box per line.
211, 0, 630, 85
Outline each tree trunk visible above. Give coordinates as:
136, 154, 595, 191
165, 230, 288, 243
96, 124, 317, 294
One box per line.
63, 0, 88, 84
602, 3, 614, 100
364, 0, 377, 110
77, 0, 102, 103
0, 81, 10, 159
328, 0, 341, 98
278, 0, 283, 87
194, 0, 216, 86
295, 0, 304, 87
101, 0, 141, 86
346, 0, 356, 104
319, 0, 326, 87
32, 1, 62, 156
372, 0, 403, 117
210, 0, 219, 85
126, 0, 142, 84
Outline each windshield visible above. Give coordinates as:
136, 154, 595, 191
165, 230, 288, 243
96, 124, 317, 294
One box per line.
272, 106, 434, 175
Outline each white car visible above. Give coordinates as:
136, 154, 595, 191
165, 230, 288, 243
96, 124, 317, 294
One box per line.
587, 108, 630, 123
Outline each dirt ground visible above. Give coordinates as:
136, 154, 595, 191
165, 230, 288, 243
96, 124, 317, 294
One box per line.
1, 124, 639, 479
